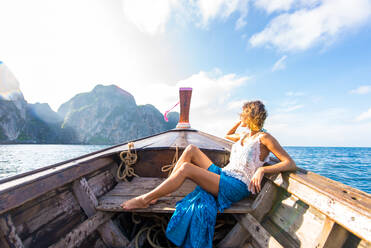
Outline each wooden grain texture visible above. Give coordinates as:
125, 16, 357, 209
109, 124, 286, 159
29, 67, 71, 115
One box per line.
218, 180, 278, 248
216, 223, 247, 248
49, 212, 113, 248
72, 177, 130, 248
22, 210, 84, 248
0, 158, 114, 215
267, 171, 371, 243
97, 195, 253, 213
106, 177, 197, 196
235, 213, 283, 248
0, 214, 24, 248
12, 190, 80, 240
314, 217, 349, 248
265, 188, 328, 247
97, 177, 253, 213
86, 169, 116, 198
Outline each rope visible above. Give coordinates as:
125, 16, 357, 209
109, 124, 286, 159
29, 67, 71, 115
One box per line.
117, 142, 139, 181
131, 212, 228, 247
132, 213, 177, 248
161, 146, 179, 177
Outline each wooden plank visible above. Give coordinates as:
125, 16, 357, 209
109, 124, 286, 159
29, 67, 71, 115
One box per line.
106, 177, 197, 197
12, 190, 80, 239
0, 158, 114, 215
49, 212, 113, 248
0, 214, 24, 248
235, 213, 284, 248
216, 223, 247, 248
97, 195, 253, 213
87, 169, 116, 198
261, 218, 300, 248
267, 172, 371, 243
98, 176, 253, 213
251, 180, 279, 221
72, 177, 130, 248
265, 188, 331, 247
218, 181, 278, 248
314, 217, 349, 248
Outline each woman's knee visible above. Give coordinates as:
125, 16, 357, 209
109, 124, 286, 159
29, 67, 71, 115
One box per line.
178, 162, 193, 177
185, 144, 198, 154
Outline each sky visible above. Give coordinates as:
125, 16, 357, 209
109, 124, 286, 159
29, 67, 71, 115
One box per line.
0, 0, 371, 147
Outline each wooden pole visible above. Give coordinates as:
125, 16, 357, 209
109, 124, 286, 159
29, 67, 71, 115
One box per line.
176, 87, 192, 129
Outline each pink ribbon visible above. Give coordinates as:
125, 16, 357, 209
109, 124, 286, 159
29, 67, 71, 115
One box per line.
164, 101, 179, 122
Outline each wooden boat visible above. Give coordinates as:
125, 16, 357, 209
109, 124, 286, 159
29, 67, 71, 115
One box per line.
0, 88, 370, 248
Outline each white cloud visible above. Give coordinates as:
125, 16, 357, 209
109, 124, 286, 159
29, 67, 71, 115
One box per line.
227, 99, 247, 110
282, 104, 304, 112
250, 0, 371, 51
121, 0, 249, 34
278, 96, 304, 112
350, 85, 371, 94
179, 70, 249, 134
286, 91, 305, 96
254, 0, 321, 14
272, 55, 288, 71
123, 68, 250, 136
254, 0, 294, 13
356, 108, 371, 121
0, 63, 21, 98
122, 0, 173, 35
0, 0, 185, 111
196, 0, 249, 29
266, 107, 371, 146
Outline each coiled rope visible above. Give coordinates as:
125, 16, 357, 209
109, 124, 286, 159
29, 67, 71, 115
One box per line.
117, 142, 139, 181
131, 212, 228, 248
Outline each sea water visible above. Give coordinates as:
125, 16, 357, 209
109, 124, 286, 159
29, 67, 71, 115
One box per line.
0, 145, 370, 193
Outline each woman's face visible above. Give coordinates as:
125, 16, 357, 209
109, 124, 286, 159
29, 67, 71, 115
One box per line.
240, 115, 248, 127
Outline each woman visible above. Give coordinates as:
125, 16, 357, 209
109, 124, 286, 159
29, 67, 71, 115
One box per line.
120, 100, 296, 247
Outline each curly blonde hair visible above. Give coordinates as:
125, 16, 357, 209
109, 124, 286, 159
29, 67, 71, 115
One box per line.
240, 100, 267, 131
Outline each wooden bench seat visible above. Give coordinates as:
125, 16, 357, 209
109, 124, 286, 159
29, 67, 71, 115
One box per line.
96, 177, 253, 213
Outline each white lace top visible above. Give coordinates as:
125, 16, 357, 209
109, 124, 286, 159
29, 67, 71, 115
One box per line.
222, 131, 270, 188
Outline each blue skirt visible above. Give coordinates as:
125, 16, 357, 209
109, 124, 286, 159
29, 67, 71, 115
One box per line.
165, 163, 251, 248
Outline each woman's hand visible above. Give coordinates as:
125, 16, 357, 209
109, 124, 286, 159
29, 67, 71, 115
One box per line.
248, 167, 265, 194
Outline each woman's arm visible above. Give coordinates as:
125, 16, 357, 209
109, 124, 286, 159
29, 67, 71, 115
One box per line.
248, 133, 297, 194
225, 120, 242, 142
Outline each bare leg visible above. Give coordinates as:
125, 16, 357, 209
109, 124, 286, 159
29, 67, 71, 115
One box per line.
120, 162, 220, 210
150, 144, 214, 204
170, 144, 213, 176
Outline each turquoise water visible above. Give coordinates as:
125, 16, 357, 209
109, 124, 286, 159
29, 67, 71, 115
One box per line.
0, 145, 370, 193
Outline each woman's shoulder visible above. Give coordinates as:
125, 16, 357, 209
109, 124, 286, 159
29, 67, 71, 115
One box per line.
259, 131, 278, 144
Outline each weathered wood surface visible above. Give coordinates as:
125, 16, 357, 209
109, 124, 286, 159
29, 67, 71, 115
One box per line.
49, 211, 113, 248
23, 210, 83, 247
97, 177, 253, 213
217, 180, 278, 248
266, 171, 371, 243
216, 223, 247, 248
0, 214, 24, 248
314, 217, 349, 248
98, 195, 253, 213
9, 169, 114, 245
130, 149, 230, 178
235, 213, 283, 248
12, 190, 80, 240
0, 158, 114, 215
72, 177, 130, 248
266, 189, 326, 247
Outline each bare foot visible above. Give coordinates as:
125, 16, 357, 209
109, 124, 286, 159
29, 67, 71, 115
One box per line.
149, 193, 172, 205
120, 195, 150, 210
